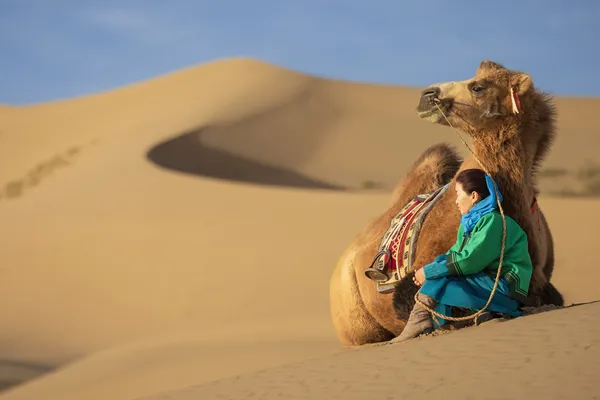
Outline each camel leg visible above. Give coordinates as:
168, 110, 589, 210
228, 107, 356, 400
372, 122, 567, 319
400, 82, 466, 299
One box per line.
521, 205, 565, 307
329, 143, 462, 346
538, 209, 564, 306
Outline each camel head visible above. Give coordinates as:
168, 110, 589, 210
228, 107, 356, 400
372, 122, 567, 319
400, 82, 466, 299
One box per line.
416, 60, 535, 136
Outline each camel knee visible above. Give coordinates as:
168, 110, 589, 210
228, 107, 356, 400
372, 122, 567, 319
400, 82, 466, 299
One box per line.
330, 294, 394, 346
333, 319, 394, 346
329, 252, 394, 346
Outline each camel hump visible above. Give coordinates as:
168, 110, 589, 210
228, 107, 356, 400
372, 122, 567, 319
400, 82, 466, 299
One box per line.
409, 143, 462, 186
388, 143, 461, 209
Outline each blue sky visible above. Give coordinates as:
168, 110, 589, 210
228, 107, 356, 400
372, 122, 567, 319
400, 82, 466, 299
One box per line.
2, 1, 599, 105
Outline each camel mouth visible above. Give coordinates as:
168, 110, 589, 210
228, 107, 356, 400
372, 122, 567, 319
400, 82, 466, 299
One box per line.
416, 109, 440, 121
416, 108, 439, 117
416, 102, 451, 123
416, 94, 453, 123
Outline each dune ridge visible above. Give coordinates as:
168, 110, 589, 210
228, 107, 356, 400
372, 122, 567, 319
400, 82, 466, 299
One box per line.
0, 57, 599, 399
2, 58, 599, 196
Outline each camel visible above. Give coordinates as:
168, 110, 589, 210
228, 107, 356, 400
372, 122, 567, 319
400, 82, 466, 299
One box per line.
329, 60, 564, 346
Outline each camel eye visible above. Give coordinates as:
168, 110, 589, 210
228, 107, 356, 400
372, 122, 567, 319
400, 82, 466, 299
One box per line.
471, 85, 485, 93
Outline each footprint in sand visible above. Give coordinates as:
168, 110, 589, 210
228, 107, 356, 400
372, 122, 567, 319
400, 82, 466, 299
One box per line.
0, 141, 97, 204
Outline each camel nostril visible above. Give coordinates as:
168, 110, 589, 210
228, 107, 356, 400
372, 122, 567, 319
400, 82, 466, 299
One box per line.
421, 86, 440, 99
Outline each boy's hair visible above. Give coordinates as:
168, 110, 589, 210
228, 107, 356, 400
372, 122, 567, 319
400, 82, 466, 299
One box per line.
455, 169, 490, 199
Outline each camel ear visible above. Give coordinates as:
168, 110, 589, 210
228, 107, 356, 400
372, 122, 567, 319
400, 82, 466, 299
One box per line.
511, 73, 532, 95
478, 60, 506, 74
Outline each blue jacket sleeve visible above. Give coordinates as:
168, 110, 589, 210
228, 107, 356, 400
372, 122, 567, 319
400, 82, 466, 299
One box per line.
423, 255, 450, 279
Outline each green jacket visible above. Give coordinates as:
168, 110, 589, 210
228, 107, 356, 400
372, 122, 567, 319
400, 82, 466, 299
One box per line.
423, 211, 533, 303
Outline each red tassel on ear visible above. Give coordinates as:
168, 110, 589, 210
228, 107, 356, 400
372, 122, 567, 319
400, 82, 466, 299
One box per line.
510, 87, 521, 114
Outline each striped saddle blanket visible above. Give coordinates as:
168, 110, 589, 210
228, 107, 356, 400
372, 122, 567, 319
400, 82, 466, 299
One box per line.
366, 183, 450, 294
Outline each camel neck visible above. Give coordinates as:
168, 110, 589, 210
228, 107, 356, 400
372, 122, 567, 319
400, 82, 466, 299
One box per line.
472, 134, 530, 177
468, 127, 535, 220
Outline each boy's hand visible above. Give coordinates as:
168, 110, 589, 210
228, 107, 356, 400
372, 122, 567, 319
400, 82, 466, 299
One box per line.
413, 268, 426, 286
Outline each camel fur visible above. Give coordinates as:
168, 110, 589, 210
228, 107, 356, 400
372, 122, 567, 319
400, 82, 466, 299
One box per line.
329, 60, 564, 346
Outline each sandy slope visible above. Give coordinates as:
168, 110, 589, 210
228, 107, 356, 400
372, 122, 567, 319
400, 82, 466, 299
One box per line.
1, 194, 597, 400
141, 301, 600, 400
0, 58, 599, 399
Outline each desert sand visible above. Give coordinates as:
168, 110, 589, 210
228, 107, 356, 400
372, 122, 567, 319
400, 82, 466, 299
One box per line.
0, 58, 599, 399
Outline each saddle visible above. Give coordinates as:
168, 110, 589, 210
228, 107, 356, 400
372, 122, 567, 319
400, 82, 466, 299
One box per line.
364, 183, 450, 294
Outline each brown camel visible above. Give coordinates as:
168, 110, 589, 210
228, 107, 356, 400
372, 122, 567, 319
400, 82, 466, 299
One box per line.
329, 60, 564, 346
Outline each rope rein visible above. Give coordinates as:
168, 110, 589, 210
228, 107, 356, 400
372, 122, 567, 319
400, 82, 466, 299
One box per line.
412, 102, 508, 322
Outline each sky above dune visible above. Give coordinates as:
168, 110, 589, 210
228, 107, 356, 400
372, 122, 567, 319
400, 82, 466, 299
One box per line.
2, 1, 599, 105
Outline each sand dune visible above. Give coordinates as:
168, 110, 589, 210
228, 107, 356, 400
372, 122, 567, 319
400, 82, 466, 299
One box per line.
141, 301, 600, 400
0, 57, 599, 399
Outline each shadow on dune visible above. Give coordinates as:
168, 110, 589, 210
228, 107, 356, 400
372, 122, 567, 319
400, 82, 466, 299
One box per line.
146, 129, 347, 190
0, 359, 55, 394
